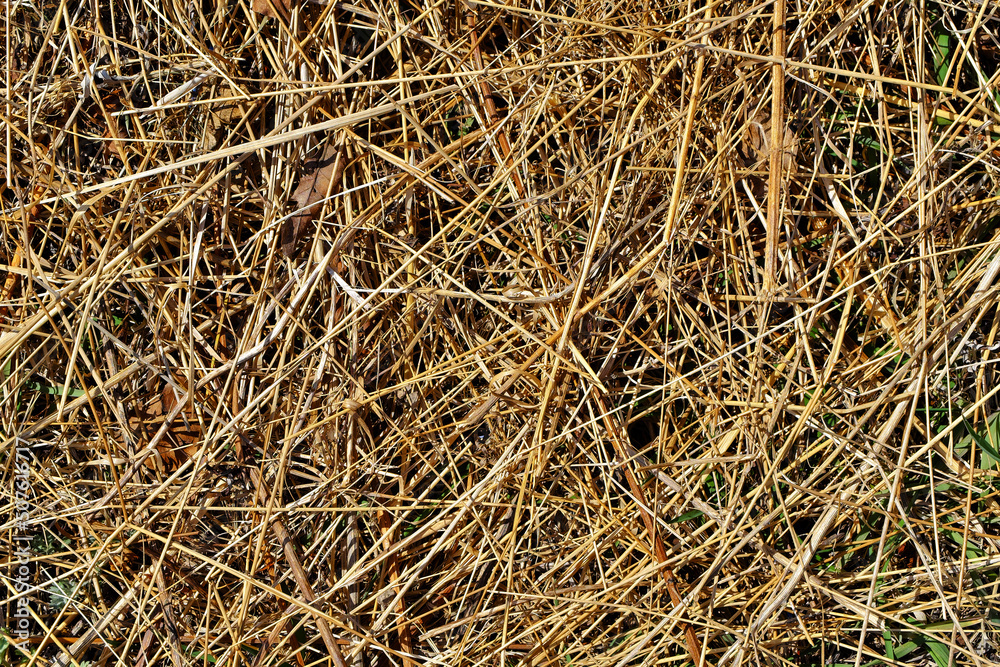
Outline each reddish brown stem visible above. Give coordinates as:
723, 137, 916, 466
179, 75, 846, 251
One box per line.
594, 394, 704, 665
249, 468, 348, 667
764, 0, 787, 291
464, 2, 527, 202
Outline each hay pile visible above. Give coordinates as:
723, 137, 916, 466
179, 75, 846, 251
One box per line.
3, 0, 1000, 664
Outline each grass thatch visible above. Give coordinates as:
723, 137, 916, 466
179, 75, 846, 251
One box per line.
3, 0, 1000, 665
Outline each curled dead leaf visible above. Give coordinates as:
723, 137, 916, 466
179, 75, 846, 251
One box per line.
127, 383, 201, 472
204, 84, 249, 150
252, 0, 292, 18
744, 114, 798, 172
283, 141, 346, 257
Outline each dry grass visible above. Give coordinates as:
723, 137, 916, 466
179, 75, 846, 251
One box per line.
3, 0, 1000, 665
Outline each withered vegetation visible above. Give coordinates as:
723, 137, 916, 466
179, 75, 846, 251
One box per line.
3, 0, 1000, 665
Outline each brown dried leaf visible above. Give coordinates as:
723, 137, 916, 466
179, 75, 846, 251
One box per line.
204, 85, 247, 150
127, 383, 201, 471
744, 116, 798, 171
251, 0, 291, 18
283, 142, 345, 257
